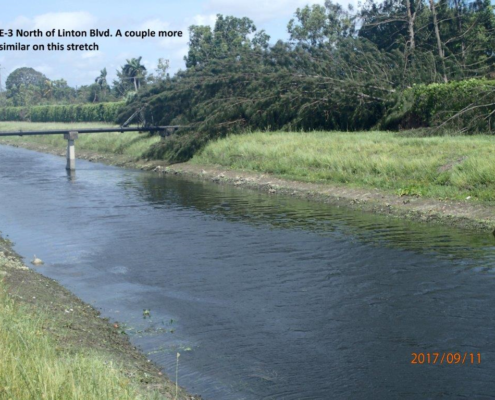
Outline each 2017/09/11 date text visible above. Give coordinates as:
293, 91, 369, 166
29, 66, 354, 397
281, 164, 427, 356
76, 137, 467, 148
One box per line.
411, 352, 481, 365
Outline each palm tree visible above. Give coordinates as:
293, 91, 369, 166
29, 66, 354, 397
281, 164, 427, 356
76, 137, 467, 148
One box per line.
94, 68, 108, 102
122, 57, 146, 91
95, 68, 107, 90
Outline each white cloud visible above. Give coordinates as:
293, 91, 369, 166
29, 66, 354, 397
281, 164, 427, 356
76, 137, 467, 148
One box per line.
159, 33, 188, 49
32, 11, 97, 31
155, 15, 212, 51
173, 46, 189, 59
138, 18, 170, 32
3, 2, 362, 88
32, 64, 53, 75
8, 16, 31, 29
189, 14, 217, 27
81, 51, 103, 59
203, 0, 326, 22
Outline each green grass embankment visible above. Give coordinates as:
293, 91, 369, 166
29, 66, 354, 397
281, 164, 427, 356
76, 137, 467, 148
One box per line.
0, 236, 194, 399
191, 131, 495, 202
2, 122, 495, 203
0, 284, 159, 399
0, 122, 160, 159
0, 262, 165, 400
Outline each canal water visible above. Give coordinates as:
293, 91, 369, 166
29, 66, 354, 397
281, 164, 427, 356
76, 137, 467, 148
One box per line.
1, 144, 495, 399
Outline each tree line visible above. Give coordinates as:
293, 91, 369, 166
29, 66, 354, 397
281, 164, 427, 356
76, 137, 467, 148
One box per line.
115, 1, 495, 161
0, 57, 168, 107
1, 0, 494, 160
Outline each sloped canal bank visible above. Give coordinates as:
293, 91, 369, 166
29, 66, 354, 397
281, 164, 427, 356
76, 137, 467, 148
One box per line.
1, 144, 495, 399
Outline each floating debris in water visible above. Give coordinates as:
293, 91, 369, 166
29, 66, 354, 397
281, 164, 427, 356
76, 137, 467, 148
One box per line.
31, 255, 44, 266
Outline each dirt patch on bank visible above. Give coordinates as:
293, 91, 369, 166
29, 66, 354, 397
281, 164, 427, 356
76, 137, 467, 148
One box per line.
156, 163, 495, 233
2, 138, 495, 233
0, 236, 199, 400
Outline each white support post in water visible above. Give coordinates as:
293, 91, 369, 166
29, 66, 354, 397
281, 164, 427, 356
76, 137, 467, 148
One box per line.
64, 131, 78, 171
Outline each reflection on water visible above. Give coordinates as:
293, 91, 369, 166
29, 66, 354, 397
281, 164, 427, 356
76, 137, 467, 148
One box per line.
1, 144, 495, 400
66, 169, 76, 181
136, 175, 495, 263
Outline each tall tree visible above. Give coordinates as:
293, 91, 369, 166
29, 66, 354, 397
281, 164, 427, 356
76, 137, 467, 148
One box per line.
359, 0, 425, 69
5, 67, 50, 106
185, 15, 269, 68
429, 0, 448, 82
122, 57, 147, 91
155, 58, 169, 81
94, 68, 108, 102
5, 67, 47, 91
287, 0, 356, 48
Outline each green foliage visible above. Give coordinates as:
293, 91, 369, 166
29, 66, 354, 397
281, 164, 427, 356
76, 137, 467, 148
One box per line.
111, 58, 148, 98
122, 57, 147, 92
4, 68, 79, 106
6, 67, 47, 91
0, 122, 160, 159
8, 0, 485, 164
359, 0, 495, 80
0, 102, 125, 123
288, 1, 356, 47
193, 131, 495, 202
0, 107, 29, 121
380, 79, 495, 133
0, 282, 162, 400
185, 15, 269, 68
118, 1, 495, 163
396, 186, 424, 197
119, 31, 397, 163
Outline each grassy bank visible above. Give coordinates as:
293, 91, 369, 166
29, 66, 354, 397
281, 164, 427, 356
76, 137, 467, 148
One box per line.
2, 122, 495, 229
0, 287, 153, 399
0, 121, 160, 159
2, 122, 495, 203
0, 238, 192, 400
192, 131, 495, 202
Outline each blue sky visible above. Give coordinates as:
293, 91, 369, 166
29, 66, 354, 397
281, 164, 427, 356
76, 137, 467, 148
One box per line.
0, 0, 358, 88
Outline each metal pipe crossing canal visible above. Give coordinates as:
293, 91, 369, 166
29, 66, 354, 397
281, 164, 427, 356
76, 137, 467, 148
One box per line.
0, 126, 181, 171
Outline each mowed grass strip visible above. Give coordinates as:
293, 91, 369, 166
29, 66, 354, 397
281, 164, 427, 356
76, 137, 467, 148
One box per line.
0, 121, 160, 159
192, 131, 495, 202
0, 284, 160, 400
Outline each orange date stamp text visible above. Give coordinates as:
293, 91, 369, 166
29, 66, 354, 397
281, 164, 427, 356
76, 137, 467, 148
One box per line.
411, 352, 481, 365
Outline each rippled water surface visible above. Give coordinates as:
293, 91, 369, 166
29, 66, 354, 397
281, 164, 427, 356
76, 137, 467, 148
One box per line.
1, 145, 495, 399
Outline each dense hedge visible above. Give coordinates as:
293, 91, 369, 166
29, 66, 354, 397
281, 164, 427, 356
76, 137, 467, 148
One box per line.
0, 102, 125, 123
380, 79, 495, 133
